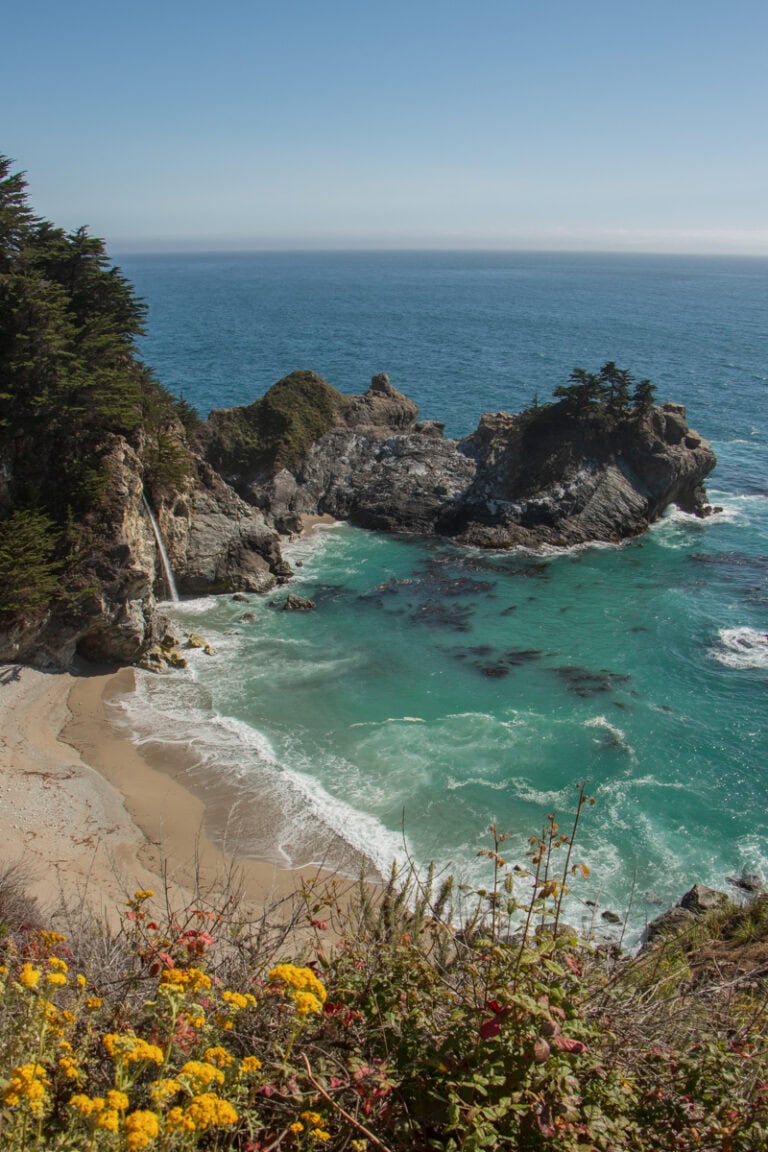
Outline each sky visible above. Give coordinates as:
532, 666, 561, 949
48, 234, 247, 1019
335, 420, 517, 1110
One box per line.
3, 0, 768, 254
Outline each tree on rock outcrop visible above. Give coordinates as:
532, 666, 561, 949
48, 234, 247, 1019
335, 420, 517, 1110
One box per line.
553, 367, 605, 413
632, 377, 657, 415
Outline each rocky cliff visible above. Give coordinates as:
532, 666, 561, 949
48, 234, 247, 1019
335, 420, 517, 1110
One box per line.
205, 371, 717, 549
0, 429, 290, 668
0, 367, 716, 669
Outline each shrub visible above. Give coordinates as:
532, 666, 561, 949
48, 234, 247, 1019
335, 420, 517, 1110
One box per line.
1, 803, 767, 1150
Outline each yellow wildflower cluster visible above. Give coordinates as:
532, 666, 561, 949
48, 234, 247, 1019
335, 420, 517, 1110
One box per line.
269, 964, 327, 1015
203, 1045, 235, 1068
159, 966, 212, 994
125, 1109, 160, 1150
44, 999, 74, 1035
103, 1032, 165, 1065
179, 1059, 225, 1090
221, 988, 256, 1010
69, 1094, 122, 1131
3, 1063, 50, 1116
58, 1053, 80, 1081
37, 930, 66, 948
149, 1077, 182, 1105
301, 1111, 331, 1141
18, 962, 41, 989
239, 1055, 262, 1074
167, 1092, 238, 1132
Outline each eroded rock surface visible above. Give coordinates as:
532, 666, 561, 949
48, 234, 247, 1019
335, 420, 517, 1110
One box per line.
206, 372, 717, 551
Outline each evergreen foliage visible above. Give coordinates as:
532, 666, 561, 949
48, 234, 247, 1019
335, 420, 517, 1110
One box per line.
0, 155, 198, 622
553, 363, 656, 421
0, 510, 61, 616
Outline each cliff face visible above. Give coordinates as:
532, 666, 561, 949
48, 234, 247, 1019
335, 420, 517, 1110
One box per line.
0, 369, 717, 669
0, 432, 290, 668
207, 372, 717, 549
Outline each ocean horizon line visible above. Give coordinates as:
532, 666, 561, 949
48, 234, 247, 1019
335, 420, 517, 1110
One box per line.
112, 246, 768, 261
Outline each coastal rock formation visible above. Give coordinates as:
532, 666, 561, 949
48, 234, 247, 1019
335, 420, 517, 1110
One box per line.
0, 430, 290, 667
205, 371, 717, 550
643, 884, 731, 945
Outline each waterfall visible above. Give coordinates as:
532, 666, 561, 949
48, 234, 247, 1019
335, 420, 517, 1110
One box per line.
141, 492, 180, 603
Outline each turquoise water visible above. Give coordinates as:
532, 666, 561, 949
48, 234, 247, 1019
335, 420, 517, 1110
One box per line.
116, 252, 768, 939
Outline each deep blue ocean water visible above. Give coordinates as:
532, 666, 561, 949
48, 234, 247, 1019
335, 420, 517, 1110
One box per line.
116, 251, 767, 940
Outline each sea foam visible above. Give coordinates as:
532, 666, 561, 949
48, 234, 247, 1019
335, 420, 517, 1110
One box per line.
711, 627, 768, 670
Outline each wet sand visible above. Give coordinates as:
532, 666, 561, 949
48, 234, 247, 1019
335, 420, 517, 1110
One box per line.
0, 663, 350, 925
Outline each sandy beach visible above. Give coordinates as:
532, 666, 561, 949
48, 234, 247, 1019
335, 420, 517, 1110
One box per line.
0, 662, 346, 927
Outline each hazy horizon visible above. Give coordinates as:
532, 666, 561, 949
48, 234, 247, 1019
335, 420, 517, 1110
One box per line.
5, 0, 768, 257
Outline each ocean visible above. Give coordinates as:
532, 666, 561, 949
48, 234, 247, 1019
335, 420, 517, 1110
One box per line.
116, 251, 767, 941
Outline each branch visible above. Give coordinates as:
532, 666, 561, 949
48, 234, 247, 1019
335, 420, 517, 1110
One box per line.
301, 1053, 394, 1152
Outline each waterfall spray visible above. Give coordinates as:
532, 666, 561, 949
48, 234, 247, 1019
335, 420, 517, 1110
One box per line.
141, 492, 180, 603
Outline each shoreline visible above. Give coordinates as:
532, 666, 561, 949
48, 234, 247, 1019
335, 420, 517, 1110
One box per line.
0, 662, 351, 926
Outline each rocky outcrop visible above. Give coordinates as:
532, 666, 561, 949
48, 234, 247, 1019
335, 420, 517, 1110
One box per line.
642, 884, 731, 946
0, 367, 717, 669
206, 372, 717, 550
0, 431, 291, 668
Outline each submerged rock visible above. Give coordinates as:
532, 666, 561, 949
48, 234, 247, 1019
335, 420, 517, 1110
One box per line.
282, 594, 316, 612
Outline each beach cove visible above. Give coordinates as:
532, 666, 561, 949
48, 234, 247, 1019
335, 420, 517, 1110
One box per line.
0, 662, 343, 923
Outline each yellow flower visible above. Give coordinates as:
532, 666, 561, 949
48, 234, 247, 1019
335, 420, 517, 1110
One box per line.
70, 1093, 99, 1116
301, 1111, 323, 1126
58, 1055, 80, 1081
133, 890, 154, 901
179, 1060, 225, 1089
291, 1121, 305, 1134
239, 1056, 262, 1074
48, 956, 69, 972
268, 964, 327, 1014
294, 991, 323, 1015
185, 1093, 238, 1130
221, 989, 249, 1010
96, 1107, 120, 1132
3, 1064, 50, 1117
159, 966, 212, 993
38, 930, 66, 947
18, 962, 41, 989
47, 971, 68, 986
76, 973, 87, 988
149, 1078, 182, 1105
311, 1130, 332, 1143
106, 1089, 130, 1111
85, 996, 102, 1010
125, 1110, 160, 1149
103, 1032, 164, 1065
203, 1046, 235, 1068
166, 1106, 196, 1133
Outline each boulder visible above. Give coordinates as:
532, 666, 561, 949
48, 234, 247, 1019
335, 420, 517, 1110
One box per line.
679, 884, 730, 914
644, 906, 696, 943
283, 594, 316, 612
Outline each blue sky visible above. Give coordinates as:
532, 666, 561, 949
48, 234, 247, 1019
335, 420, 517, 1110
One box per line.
4, 0, 767, 252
